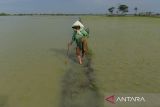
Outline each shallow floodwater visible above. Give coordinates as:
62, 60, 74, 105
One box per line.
83, 16, 160, 93
0, 16, 160, 107
0, 16, 76, 107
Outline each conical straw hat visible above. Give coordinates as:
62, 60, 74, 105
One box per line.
72, 20, 84, 28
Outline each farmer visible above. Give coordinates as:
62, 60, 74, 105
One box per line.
68, 20, 89, 64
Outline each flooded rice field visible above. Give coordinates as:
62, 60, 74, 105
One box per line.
0, 16, 160, 107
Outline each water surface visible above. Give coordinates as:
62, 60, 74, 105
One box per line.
0, 16, 160, 107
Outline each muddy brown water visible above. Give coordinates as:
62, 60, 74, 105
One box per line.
0, 16, 160, 107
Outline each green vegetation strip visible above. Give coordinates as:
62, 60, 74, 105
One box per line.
60, 49, 102, 107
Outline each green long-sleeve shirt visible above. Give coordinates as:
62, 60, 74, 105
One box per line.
72, 28, 88, 42
72, 28, 89, 49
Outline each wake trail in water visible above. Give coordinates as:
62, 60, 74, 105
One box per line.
60, 50, 102, 107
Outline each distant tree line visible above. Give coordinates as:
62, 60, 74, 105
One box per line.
0, 5, 160, 17
108, 4, 129, 16
0, 13, 101, 16
0, 13, 10, 16
107, 4, 160, 17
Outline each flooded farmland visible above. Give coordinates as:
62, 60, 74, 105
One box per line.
0, 16, 160, 107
